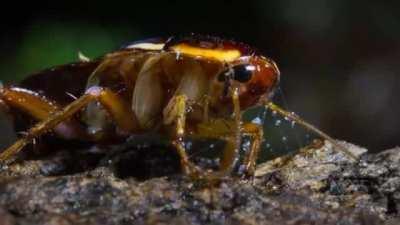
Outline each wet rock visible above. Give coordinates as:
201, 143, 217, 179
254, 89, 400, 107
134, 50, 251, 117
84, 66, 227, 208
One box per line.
256, 141, 400, 221
0, 139, 398, 224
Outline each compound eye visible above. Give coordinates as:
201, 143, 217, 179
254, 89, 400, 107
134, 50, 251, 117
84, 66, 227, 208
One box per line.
232, 64, 254, 82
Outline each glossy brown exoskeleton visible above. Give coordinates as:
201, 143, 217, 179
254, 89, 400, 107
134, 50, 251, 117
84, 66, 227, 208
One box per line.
0, 34, 356, 179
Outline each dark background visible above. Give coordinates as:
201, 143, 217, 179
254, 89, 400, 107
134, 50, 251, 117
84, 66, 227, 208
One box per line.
0, 1, 399, 154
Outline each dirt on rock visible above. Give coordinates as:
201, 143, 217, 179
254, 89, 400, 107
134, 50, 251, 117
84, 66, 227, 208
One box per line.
0, 138, 399, 225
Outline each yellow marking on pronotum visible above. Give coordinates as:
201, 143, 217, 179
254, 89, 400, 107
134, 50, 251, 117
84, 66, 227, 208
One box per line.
171, 43, 241, 62
126, 43, 165, 50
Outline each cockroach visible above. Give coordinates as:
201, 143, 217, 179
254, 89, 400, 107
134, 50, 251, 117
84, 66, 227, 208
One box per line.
0, 34, 357, 179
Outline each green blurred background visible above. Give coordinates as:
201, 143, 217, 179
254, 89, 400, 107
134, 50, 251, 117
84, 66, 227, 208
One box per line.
0, 0, 399, 154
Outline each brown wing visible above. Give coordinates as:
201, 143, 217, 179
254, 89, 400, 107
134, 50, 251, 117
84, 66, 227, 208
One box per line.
20, 61, 100, 105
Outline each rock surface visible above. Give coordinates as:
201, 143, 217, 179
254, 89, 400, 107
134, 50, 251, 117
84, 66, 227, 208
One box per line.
0, 138, 399, 225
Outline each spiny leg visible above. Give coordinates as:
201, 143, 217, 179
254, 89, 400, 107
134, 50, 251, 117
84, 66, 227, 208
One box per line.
194, 120, 263, 178
187, 87, 243, 179
241, 122, 263, 177
194, 120, 238, 177
265, 101, 358, 161
0, 86, 139, 164
163, 88, 247, 180
0, 87, 58, 119
0, 86, 86, 140
163, 94, 202, 178
218, 87, 242, 176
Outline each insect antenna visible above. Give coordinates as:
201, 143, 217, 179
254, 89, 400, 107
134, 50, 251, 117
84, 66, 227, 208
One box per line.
275, 87, 303, 149
265, 101, 358, 161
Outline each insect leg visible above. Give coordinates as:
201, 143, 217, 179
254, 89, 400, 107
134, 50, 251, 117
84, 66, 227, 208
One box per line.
241, 122, 263, 177
164, 88, 243, 180
0, 86, 86, 139
163, 94, 203, 178
189, 87, 243, 179
218, 87, 242, 175
0, 86, 139, 164
265, 102, 358, 161
202, 95, 210, 123
0, 87, 57, 119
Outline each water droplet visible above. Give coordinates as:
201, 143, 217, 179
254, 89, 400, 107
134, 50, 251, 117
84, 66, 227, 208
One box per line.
252, 117, 262, 125
275, 119, 281, 126
282, 136, 288, 142
265, 143, 271, 148
284, 116, 289, 121
238, 164, 246, 174
242, 140, 251, 151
